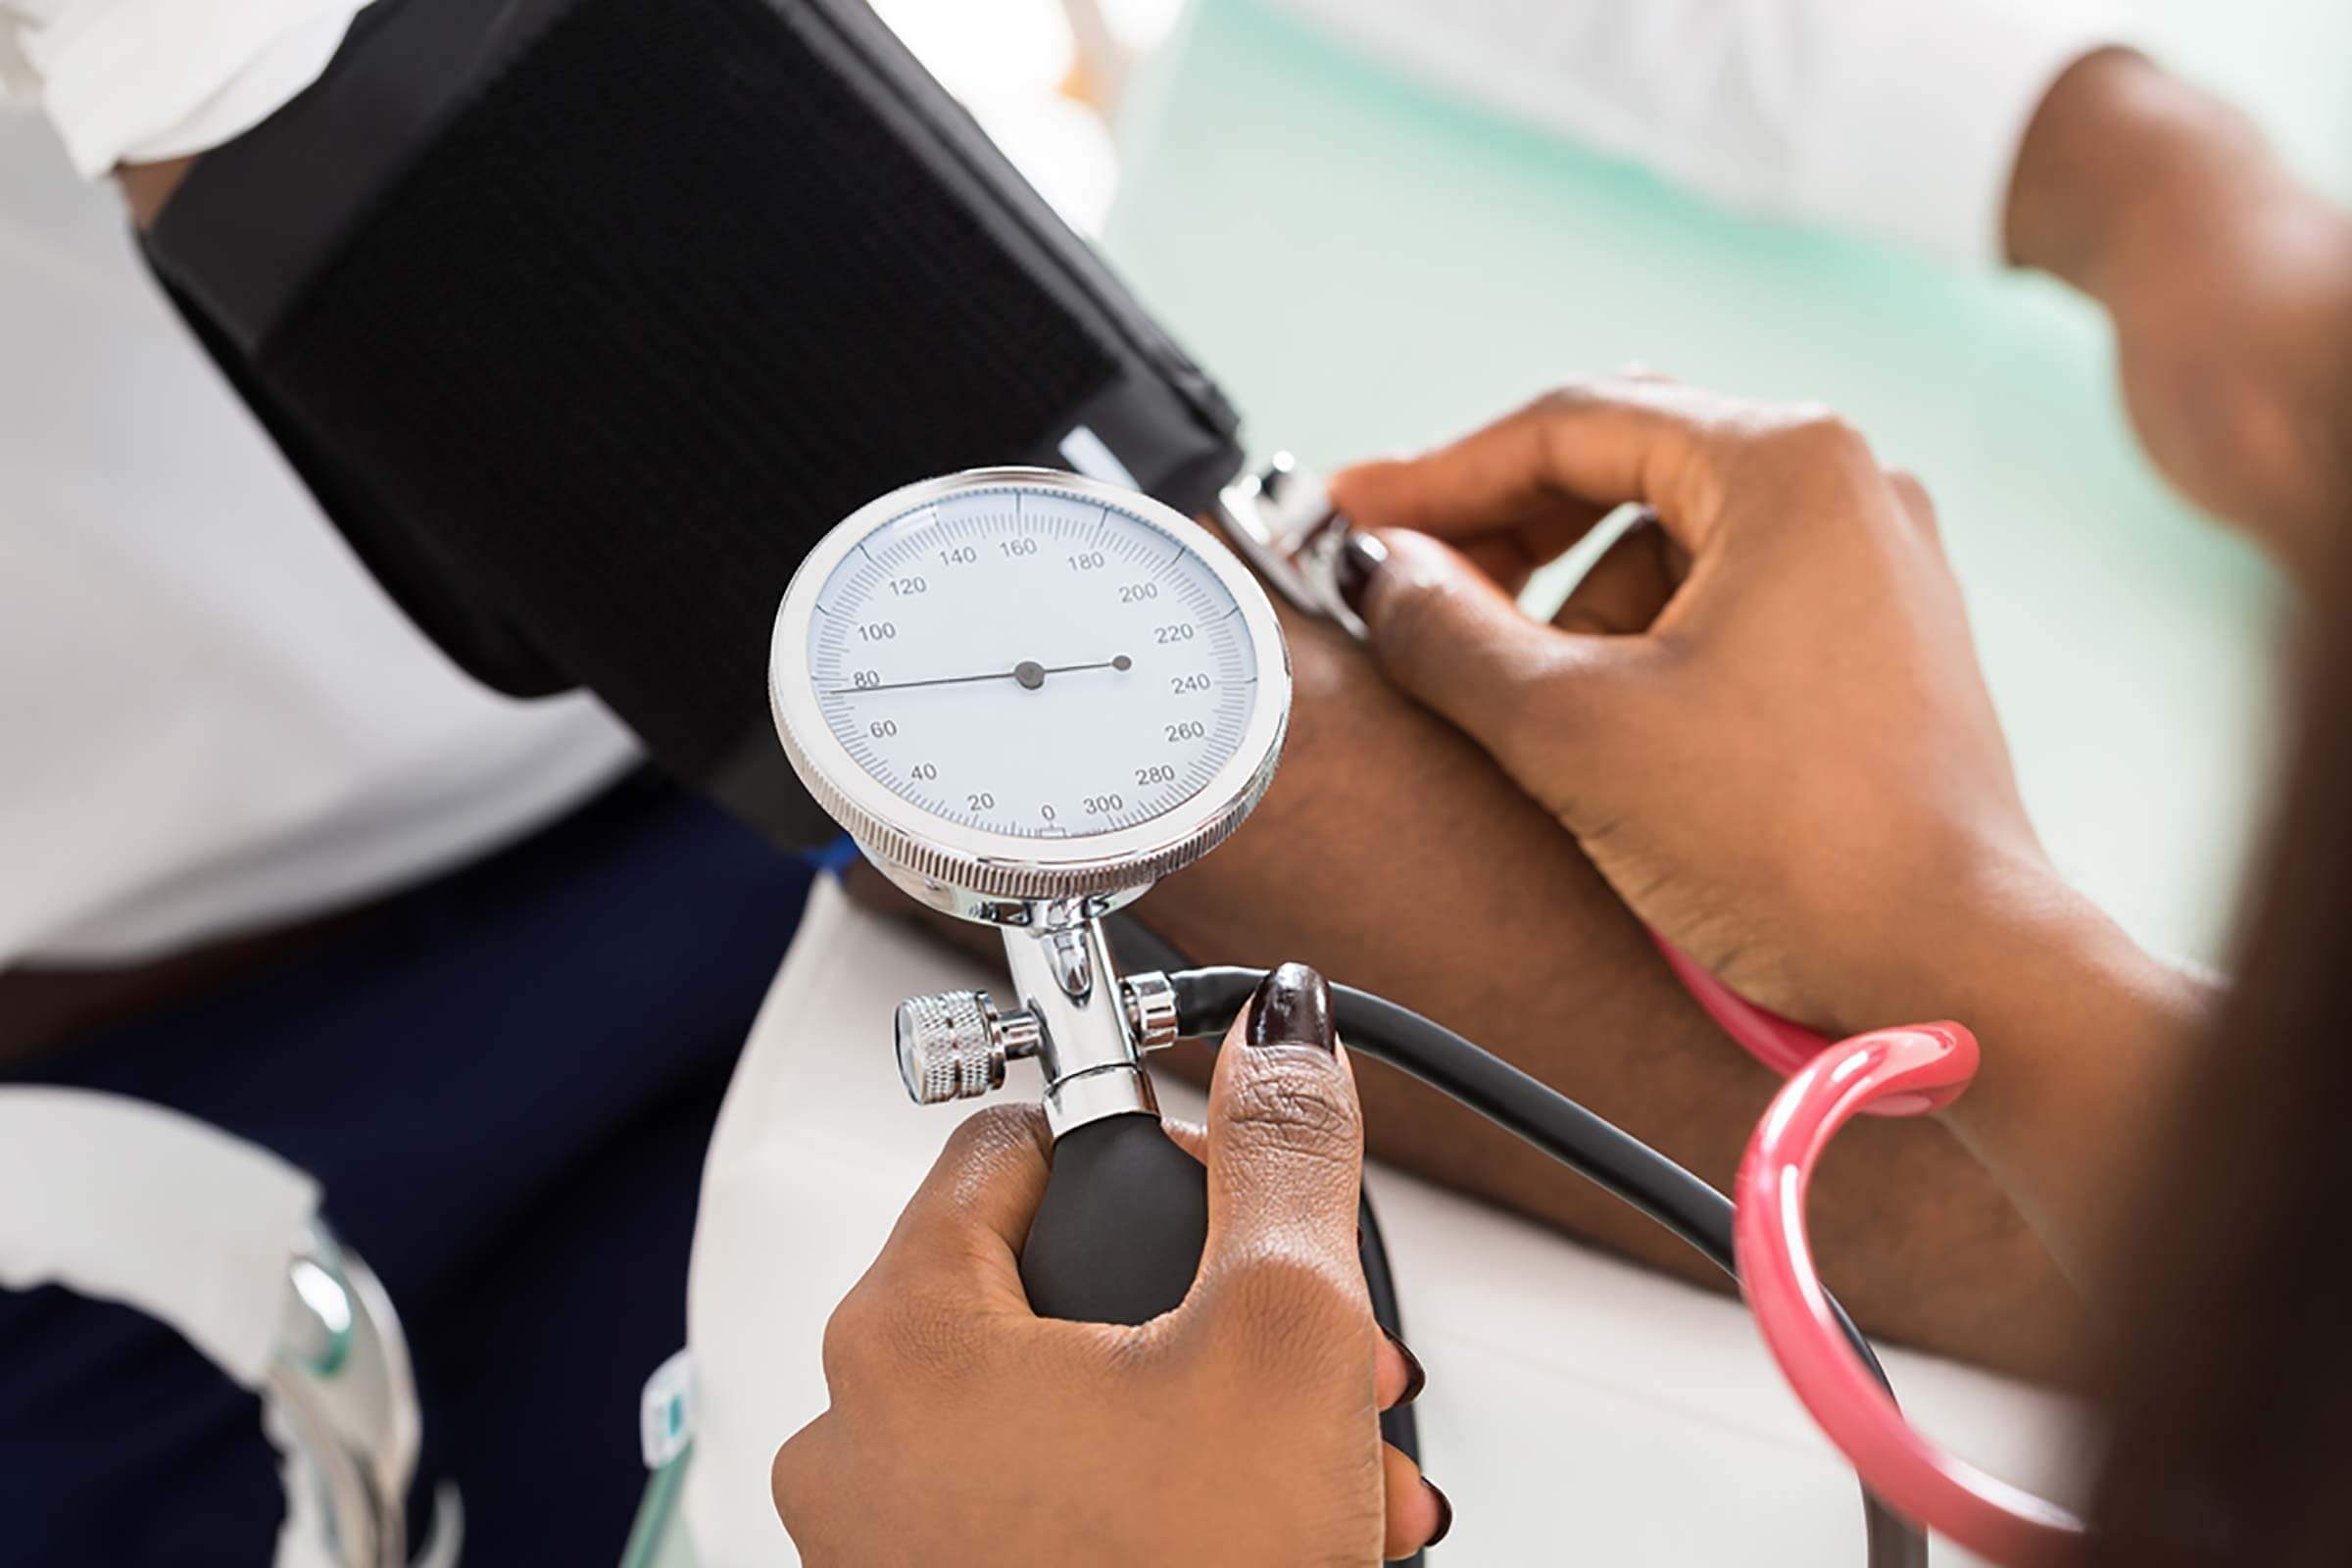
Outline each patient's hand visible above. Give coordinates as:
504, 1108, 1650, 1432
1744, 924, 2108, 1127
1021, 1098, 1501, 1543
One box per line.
1126, 518, 2086, 1383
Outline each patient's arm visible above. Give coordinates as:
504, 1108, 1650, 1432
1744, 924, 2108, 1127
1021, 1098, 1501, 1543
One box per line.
1140, 600, 2084, 1384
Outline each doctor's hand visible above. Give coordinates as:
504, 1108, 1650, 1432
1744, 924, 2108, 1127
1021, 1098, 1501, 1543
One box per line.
1330, 380, 2105, 1040
1333, 384, 2213, 1280
770, 964, 1447, 1566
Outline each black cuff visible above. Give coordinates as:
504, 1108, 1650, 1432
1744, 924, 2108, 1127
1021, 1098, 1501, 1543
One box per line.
145, 0, 1244, 848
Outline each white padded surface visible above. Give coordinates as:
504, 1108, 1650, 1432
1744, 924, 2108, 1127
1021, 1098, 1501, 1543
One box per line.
685, 876, 2090, 1564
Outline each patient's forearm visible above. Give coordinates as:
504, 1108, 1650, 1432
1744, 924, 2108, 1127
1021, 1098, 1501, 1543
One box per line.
1139, 603, 2085, 1383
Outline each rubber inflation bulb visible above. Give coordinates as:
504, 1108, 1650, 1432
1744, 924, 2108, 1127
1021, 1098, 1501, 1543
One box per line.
1020, 1110, 1208, 1324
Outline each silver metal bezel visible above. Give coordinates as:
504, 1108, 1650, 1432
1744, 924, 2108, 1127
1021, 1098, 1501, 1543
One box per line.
769, 467, 1293, 904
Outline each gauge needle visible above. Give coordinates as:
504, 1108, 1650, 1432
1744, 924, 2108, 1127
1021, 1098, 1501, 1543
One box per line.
827, 655, 1131, 697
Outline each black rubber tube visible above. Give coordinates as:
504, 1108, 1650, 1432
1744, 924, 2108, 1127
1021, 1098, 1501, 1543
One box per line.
1169, 966, 1931, 1568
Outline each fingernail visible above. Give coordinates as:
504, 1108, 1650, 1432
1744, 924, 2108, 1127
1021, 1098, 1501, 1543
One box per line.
1247, 962, 1333, 1054
1384, 1326, 1427, 1406
1423, 1479, 1454, 1546
1333, 528, 1389, 617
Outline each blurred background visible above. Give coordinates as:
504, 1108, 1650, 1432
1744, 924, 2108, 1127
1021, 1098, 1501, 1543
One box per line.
864, 0, 1178, 234
890, 0, 2350, 232
886, 0, 2352, 974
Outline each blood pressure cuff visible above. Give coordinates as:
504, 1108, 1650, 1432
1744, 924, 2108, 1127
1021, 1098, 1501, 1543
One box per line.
145, 0, 1242, 847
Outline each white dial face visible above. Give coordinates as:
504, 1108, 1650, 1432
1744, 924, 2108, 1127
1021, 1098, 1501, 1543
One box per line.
804, 483, 1260, 840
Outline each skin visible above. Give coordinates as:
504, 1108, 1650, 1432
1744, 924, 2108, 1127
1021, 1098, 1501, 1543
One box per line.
871, 503, 2092, 1381
771, 974, 1447, 1565
2005, 49, 2352, 574
820, 373, 2216, 1566
822, 55, 2352, 1389
68, 49, 2343, 1549
97, 126, 2098, 1379
1334, 380, 2214, 1291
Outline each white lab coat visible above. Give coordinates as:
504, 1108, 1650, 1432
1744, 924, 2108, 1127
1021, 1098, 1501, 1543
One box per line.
1259, 0, 2120, 264
0, 99, 635, 964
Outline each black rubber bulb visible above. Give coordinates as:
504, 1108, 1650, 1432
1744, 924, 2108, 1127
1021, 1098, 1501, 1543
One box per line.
1019, 1109, 1208, 1324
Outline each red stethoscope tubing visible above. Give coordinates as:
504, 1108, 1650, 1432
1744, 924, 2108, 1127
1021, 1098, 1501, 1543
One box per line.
1651, 933, 2089, 1567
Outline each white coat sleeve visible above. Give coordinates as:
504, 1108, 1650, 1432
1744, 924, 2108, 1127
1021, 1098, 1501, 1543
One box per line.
1259, 0, 2128, 266
2, 0, 373, 178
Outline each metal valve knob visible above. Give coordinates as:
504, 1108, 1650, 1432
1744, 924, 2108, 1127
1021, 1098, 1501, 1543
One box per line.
895, 991, 1043, 1105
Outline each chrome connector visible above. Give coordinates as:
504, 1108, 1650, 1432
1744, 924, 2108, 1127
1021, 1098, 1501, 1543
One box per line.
1042, 1061, 1158, 1134
1121, 971, 1180, 1054
1215, 454, 1367, 642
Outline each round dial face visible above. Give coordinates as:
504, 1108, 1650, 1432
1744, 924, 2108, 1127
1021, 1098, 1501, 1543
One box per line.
800, 481, 1261, 841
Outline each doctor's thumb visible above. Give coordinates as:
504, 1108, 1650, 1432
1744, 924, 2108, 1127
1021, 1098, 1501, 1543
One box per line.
1198, 964, 1366, 1291
1341, 528, 1630, 808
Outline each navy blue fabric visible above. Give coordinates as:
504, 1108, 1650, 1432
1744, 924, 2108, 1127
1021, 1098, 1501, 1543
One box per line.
0, 777, 813, 1565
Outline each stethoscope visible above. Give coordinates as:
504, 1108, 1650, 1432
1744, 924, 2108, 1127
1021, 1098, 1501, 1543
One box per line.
0, 1089, 459, 1568
768, 464, 2086, 1567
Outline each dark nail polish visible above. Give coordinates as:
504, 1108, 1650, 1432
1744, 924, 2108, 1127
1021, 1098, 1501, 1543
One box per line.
1411, 1486, 1448, 1542
1423, 1479, 1453, 1546
1247, 962, 1334, 1054
1383, 1326, 1427, 1406
1333, 528, 1389, 616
